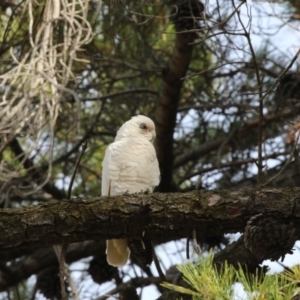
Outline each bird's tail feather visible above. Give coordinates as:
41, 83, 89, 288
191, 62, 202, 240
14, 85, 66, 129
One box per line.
106, 239, 130, 267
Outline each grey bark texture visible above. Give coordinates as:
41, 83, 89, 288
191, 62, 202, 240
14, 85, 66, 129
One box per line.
1, 188, 300, 251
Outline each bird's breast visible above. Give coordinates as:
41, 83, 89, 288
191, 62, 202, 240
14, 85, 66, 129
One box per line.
109, 138, 160, 195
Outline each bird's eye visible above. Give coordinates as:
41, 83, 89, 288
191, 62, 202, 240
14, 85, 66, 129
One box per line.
140, 123, 147, 131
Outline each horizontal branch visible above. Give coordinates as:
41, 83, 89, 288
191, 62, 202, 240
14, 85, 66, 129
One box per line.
174, 102, 300, 168
1, 188, 300, 251
81, 88, 158, 102
179, 151, 290, 184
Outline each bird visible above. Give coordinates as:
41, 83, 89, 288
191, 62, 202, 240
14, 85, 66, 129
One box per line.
102, 115, 160, 267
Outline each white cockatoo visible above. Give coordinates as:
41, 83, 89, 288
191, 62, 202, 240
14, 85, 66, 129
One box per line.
102, 115, 160, 267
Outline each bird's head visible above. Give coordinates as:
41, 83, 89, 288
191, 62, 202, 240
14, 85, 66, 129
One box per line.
115, 115, 156, 143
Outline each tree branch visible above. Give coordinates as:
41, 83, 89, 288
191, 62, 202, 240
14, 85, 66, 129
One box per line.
9, 138, 66, 200
155, 0, 202, 192
0, 241, 105, 292
81, 88, 158, 101
174, 102, 300, 168
1, 188, 300, 251
214, 235, 263, 273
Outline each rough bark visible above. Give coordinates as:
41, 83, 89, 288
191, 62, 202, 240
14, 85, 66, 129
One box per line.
1, 188, 300, 293
155, 30, 195, 192
1, 188, 300, 251
214, 235, 264, 273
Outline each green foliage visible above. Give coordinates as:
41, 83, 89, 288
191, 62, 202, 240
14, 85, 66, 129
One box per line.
161, 253, 298, 300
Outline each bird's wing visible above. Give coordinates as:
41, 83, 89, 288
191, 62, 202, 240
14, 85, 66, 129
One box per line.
102, 141, 134, 196
102, 139, 146, 196
101, 144, 112, 196
102, 138, 159, 195
102, 141, 131, 267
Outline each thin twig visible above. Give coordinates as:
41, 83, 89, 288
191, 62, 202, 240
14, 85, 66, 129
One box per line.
192, 229, 201, 254
258, 48, 300, 104
179, 151, 289, 185
54, 244, 81, 300
64, 262, 80, 300
81, 88, 158, 101
190, 177, 203, 258
59, 245, 68, 300
262, 132, 300, 187
67, 140, 88, 199
55, 140, 87, 300
151, 242, 166, 281
235, 1, 264, 186
195, 174, 203, 190
95, 277, 160, 300
186, 237, 190, 259
216, 128, 237, 170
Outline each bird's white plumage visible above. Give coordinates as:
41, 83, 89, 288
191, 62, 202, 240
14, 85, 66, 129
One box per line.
102, 115, 160, 267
